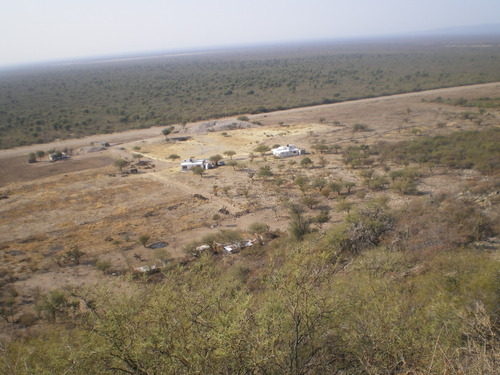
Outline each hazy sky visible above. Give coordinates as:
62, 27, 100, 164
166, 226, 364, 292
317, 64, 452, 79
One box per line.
1, 0, 499, 67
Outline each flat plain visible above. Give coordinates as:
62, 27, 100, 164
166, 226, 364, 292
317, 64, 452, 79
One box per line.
1, 81, 498, 300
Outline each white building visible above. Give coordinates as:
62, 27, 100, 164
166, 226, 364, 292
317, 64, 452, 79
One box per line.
49, 152, 69, 162
181, 158, 212, 171
271, 145, 304, 158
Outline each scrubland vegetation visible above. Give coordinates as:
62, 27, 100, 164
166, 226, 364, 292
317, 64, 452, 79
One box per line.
1, 199, 498, 373
1, 39, 500, 374
1, 121, 499, 373
377, 127, 500, 175
1, 39, 500, 148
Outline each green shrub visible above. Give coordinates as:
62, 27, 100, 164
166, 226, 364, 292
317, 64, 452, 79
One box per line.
96, 259, 112, 274
248, 222, 270, 234
138, 234, 151, 247
352, 123, 368, 132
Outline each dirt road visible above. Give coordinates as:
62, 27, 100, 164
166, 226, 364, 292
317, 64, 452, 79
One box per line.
1, 81, 498, 186
1, 82, 498, 159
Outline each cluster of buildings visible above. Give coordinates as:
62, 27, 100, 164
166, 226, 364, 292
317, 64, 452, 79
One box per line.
180, 145, 304, 171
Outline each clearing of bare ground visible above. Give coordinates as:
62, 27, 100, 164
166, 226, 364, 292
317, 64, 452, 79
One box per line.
0, 82, 499, 339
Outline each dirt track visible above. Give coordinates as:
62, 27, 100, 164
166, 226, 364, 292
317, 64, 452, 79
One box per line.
1, 82, 498, 186
1, 82, 498, 156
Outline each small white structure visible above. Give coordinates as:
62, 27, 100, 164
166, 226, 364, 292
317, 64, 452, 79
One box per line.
223, 239, 255, 254
181, 158, 212, 171
49, 152, 69, 162
271, 144, 304, 158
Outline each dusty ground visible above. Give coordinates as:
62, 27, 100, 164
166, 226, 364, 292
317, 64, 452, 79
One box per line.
0, 82, 499, 312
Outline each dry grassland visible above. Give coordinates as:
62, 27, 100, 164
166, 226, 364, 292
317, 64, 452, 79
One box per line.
0, 82, 499, 304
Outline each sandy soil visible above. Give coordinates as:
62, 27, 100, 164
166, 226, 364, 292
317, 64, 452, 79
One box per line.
0, 82, 499, 317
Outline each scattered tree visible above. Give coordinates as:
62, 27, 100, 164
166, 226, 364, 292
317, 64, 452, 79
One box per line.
301, 195, 320, 209
64, 246, 85, 265
168, 154, 180, 161
318, 155, 328, 168
209, 154, 223, 165
288, 204, 310, 241
227, 160, 239, 170
344, 181, 356, 195
294, 175, 310, 193
320, 186, 332, 199
312, 177, 327, 192
0, 288, 18, 323
114, 159, 128, 173
312, 143, 329, 154
254, 144, 270, 158
336, 198, 354, 214
192, 166, 205, 178
300, 157, 313, 169
248, 222, 270, 235
162, 126, 174, 137
314, 209, 330, 228
257, 166, 273, 179
224, 150, 236, 160
28, 152, 37, 163
35, 290, 68, 323
138, 234, 151, 248
96, 259, 112, 274
353, 123, 368, 132
330, 144, 342, 154
328, 181, 343, 196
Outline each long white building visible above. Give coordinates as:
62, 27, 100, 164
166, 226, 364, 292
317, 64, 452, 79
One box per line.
180, 158, 211, 171
271, 145, 304, 158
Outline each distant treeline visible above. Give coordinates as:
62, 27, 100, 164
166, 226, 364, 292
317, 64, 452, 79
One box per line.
1, 39, 500, 148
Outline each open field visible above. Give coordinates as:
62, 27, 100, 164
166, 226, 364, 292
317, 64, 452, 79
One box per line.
1, 81, 498, 285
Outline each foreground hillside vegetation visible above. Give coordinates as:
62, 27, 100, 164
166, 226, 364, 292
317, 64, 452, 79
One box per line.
1, 38, 500, 148
2, 195, 499, 373
3, 242, 498, 374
